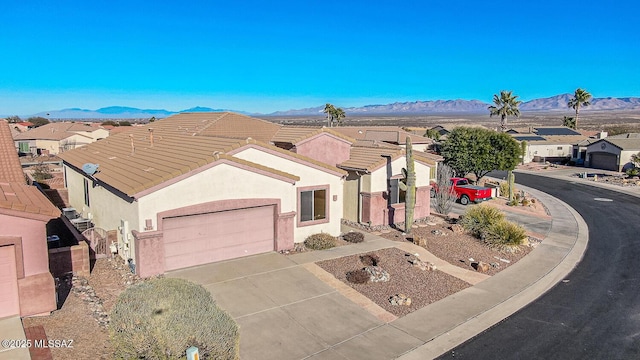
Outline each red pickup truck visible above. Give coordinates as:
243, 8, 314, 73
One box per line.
431, 177, 493, 205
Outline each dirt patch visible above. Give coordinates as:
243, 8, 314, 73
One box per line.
22, 257, 139, 359
317, 247, 470, 317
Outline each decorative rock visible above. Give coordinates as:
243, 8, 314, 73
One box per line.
389, 293, 412, 306
410, 258, 437, 271
450, 224, 464, 234
474, 261, 490, 273
431, 229, 445, 236
364, 266, 390, 282
413, 236, 426, 247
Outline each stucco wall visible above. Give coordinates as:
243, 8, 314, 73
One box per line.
0, 214, 49, 277
36, 139, 62, 154
525, 143, 573, 163
295, 134, 351, 167
231, 147, 344, 239
369, 157, 430, 192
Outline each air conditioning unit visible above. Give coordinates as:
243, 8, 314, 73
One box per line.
62, 207, 77, 219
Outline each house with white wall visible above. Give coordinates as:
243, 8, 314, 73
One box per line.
14, 122, 109, 155
584, 133, 640, 171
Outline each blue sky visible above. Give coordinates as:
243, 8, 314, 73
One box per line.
1, 0, 638, 115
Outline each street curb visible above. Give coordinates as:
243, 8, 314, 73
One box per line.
396, 183, 589, 359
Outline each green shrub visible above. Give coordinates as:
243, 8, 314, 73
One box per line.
110, 278, 239, 360
626, 167, 640, 177
460, 205, 505, 239
483, 219, 528, 251
343, 232, 365, 243
304, 233, 337, 250
346, 269, 370, 284
499, 181, 510, 198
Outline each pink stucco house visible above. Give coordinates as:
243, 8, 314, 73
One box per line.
58, 112, 438, 277
0, 120, 60, 318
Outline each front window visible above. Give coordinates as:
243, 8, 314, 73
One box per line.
300, 189, 326, 221
389, 179, 406, 205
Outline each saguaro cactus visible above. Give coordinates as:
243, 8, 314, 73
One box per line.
405, 137, 416, 234
508, 170, 515, 203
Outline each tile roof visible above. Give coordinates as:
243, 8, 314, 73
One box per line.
271, 126, 355, 145
338, 145, 437, 172
603, 138, 640, 151
331, 126, 433, 144
0, 120, 26, 183
59, 125, 301, 197
163, 112, 282, 143
13, 122, 104, 141
0, 121, 60, 220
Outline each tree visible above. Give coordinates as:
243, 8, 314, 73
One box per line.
5, 115, 21, 123
432, 163, 457, 215
118, 121, 132, 126
488, 90, 521, 132
101, 120, 118, 126
562, 116, 576, 129
403, 137, 416, 234
631, 152, 640, 167
424, 128, 441, 141
441, 127, 521, 183
323, 103, 336, 127
333, 107, 346, 126
27, 116, 50, 127
567, 88, 592, 129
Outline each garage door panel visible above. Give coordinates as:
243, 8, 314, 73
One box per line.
163, 206, 275, 271
590, 153, 618, 171
0, 246, 20, 318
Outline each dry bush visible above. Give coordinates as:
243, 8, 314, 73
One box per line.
343, 232, 365, 243
109, 278, 239, 360
304, 233, 337, 250
346, 269, 370, 284
359, 254, 380, 266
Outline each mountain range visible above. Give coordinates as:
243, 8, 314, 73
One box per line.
9, 94, 640, 119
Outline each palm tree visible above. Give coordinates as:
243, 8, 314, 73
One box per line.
323, 103, 336, 127
333, 107, 346, 126
567, 88, 592, 130
562, 116, 576, 129
488, 90, 522, 132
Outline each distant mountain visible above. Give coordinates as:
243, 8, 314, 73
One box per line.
520, 94, 640, 111
269, 95, 640, 116
30, 106, 250, 119
12, 94, 640, 120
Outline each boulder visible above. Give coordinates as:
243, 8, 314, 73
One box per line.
474, 261, 490, 273
389, 293, 412, 306
413, 236, 426, 247
410, 258, 437, 271
450, 224, 464, 234
364, 266, 390, 282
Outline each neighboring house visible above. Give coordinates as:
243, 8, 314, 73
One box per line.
514, 134, 590, 163
331, 126, 435, 153
338, 144, 434, 227
0, 120, 60, 318
585, 134, 640, 171
58, 113, 347, 278
13, 122, 110, 155
13, 122, 35, 133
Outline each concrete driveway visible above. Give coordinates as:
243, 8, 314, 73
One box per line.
168, 252, 424, 360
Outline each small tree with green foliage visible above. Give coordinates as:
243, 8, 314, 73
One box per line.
441, 127, 521, 183
424, 128, 441, 141
27, 116, 50, 127
101, 120, 118, 126
562, 116, 576, 129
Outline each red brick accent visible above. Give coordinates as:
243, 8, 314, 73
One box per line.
18, 272, 56, 316
24, 325, 53, 360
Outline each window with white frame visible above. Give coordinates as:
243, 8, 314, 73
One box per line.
389, 179, 406, 205
299, 188, 327, 222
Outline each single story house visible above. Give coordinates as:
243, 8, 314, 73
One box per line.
585, 134, 640, 171
331, 126, 435, 153
58, 114, 347, 277
513, 134, 589, 163
0, 120, 60, 318
14, 122, 110, 155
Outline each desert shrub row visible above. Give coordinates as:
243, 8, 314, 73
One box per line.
343, 231, 365, 243
461, 205, 528, 250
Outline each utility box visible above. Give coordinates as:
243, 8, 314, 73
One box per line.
186, 346, 199, 360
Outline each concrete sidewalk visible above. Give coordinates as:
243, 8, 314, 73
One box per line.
0, 316, 31, 360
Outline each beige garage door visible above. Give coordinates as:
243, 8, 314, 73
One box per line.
163, 206, 275, 271
590, 152, 618, 171
0, 246, 20, 318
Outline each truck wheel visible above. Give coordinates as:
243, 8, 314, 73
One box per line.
460, 195, 470, 205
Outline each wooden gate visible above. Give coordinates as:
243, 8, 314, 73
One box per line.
83, 227, 109, 259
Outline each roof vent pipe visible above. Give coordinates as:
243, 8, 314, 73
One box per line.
130, 134, 135, 155
148, 128, 154, 147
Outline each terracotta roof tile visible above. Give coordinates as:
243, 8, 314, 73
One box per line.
163, 112, 282, 143
271, 126, 355, 145
339, 144, 437, 172
0, 120, 27, 183
0, 121, 60, 219
13, 122, 104, 141
331, 126, 433, 144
